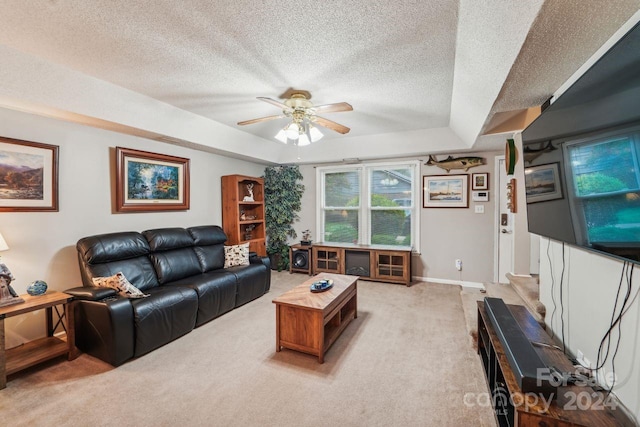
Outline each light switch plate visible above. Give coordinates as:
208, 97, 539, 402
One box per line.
475, 205, 484, 214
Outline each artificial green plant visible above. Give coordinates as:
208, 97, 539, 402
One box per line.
263, 165, 304, 270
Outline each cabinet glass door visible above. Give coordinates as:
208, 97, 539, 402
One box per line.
376, 252, 406, 279
314, 248, 341, 273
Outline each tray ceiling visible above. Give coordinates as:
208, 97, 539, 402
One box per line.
0, 1, 638, 163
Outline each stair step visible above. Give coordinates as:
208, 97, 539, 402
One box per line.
505, 273, 545, 323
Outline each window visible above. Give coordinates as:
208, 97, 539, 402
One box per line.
317, 161, 419, 250
566, 132, 640, 245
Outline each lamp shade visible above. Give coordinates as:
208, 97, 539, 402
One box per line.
0, 232, 8, 252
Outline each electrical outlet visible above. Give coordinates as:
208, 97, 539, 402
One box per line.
455, 259, 462, 271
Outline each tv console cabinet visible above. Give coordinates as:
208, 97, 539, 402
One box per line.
311, 243, 411, 286
477, 301, 629, 427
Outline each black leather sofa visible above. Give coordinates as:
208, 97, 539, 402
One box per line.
65, 225, 270, 366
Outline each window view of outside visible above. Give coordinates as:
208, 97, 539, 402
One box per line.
322, 166, 414, 246
569, 136, 640, 243
370, 167, 412, 245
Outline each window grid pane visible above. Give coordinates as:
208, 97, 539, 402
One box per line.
324, 171, 360, 207
323, 209, 359, 243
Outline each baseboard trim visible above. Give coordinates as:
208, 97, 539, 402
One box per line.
414, 276, 485, 290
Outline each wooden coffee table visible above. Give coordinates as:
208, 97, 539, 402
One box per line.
273, 273, 358, 363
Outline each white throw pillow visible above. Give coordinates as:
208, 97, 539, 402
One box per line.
224, 243, 250, 268
92, 272, 149, 298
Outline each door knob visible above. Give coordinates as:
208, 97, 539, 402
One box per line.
501, 229, 511, 234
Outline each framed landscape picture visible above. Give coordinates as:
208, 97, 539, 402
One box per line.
525, 162, 563, 203
423, 174, 469, 208
0, 137, 59, 212
115, 147, 190, 212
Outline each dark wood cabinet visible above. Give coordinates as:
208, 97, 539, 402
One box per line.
477, 301, 629, 427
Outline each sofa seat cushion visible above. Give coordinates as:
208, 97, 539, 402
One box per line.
130, 286, 198, 357
226, 263, 268, 306
168, 270, 238, 327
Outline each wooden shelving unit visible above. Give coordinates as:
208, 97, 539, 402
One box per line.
0, 291, 79, 389
221, 174, 266, 256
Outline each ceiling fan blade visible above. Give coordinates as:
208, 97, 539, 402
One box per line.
237, 114, 285, 126
313, 102, 353, 114
313, 116, 351, 134
257, 97, 290, 110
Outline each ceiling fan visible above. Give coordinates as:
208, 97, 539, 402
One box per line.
237, 92, 353, 145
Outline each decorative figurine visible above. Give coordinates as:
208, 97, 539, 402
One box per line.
242, 183, 255, 202
425, 155, 485, 173
0, 273, 24, 308
300, 229, 312, 246
27, 280, 48, 296
244, 224, 256, 241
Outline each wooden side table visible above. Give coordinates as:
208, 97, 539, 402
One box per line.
0, 291, 79, 389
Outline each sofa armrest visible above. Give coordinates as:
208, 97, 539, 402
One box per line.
72, 297, 135, 366
65, 286, 117, 301
249, 253, 270, 267
249, 254, 271, 292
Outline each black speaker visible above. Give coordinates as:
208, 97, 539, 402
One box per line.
292, 250, 309, 269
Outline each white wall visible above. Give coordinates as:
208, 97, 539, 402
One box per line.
296, 152, 501, 286
0, 107, 264, 347
539, 237, 640, 423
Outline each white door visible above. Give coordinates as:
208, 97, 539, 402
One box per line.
495, 157, 514, 284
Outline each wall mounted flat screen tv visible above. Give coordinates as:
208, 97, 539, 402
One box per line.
522, 21, 640, 263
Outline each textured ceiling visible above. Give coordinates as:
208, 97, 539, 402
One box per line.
0, 1, 639, 162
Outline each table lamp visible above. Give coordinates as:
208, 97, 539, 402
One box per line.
0, 231, 8, 252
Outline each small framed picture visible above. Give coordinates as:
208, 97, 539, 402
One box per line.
472, 173, 489, 190
115, 147, 190, 212
423, 174, 469, 208
525, 162, 563, 203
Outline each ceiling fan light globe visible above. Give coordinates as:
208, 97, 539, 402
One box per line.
274, 129, 288, 144
285, 122, 300, 139
309, 126, 323, 142
297, 134, 311, 146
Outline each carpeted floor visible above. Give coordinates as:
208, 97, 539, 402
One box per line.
0, 272, 500, 427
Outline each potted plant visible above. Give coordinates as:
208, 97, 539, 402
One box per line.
263, 165, 304, 271
300, 229, 312, 246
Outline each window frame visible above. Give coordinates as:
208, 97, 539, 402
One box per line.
316, 160, 420, 252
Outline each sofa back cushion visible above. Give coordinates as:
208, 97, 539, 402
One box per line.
77, 232, 159, 290
143, 228, 202, 284
188, 226, 227, 272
